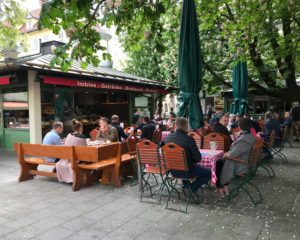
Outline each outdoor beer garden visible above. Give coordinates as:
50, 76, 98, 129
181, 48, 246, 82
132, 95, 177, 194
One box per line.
0, 0, 299, 239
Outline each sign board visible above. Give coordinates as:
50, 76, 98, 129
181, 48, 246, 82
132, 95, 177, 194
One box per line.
43, 77, 168, 94
0, 77, 10, 85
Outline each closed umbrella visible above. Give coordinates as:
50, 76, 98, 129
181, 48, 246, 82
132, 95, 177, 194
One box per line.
230, 61, 248, 115
177, 0, 203, 129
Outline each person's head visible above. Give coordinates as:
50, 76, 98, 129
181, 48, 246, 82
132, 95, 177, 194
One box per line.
134, 109, 139, 113
169, 114, 174, 120
53, 122, 64, 134
144, 116, 150, 124
274, 112, 280, 120
265, 111, 273, 120
293, 101, 299, 107
236, 114, 242, 121
219, 113, 229, 127
238, 118, 252, 133
284, 111, 290, 119
208, 105, 213, 110
244, 114, 250, 119
71, 119, 83, 133
111, 115, 119, 124
137, 116, 144, 124
99, 117, 109, 129
175, 117, 188, 132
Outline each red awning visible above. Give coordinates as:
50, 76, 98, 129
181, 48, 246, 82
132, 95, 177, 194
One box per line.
0, 76, 10, 85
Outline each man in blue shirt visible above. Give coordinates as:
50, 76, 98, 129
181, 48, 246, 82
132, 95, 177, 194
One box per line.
42, 122, 64, 162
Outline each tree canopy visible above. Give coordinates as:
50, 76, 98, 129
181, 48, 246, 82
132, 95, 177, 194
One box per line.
39, 0, 300, 103
0, 0, 27, 54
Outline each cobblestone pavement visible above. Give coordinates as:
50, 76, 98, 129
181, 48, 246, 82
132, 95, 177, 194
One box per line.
0, 142, 299, 240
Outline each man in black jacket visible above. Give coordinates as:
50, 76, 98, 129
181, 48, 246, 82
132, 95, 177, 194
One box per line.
163, 117, 211, 193
141, 116, 156, 141
111, 115, 128, 142
213, 113, 232, 144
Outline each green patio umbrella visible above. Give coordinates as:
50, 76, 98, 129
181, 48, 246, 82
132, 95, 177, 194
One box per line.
177, 0, 203, 129
230, 61, 248, 115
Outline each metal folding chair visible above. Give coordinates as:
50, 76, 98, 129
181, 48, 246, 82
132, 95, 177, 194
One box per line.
136, 140, 169, 203
187, 132, 202, 149
162, 142, 200, 213
226, 138, 264, 205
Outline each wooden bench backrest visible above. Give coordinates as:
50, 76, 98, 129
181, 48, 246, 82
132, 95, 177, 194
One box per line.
18, 143, 74, 160
162, 142, 187, 171
203, 133, 226, 151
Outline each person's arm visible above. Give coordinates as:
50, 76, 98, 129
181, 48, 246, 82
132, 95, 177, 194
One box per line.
54, 134, 63, 145
228, 140, 251, 159
190, 139, 202, 163
141, 126, 147, 139
264, 122, 271, 137
120, 128, 128, 139
108, 128, 119, 142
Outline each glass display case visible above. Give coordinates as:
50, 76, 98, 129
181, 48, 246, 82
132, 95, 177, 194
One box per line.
4, 110, 29, 129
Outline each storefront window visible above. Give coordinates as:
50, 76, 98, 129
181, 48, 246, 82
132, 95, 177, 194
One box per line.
134, 94, 153, 118
1, 89, 29, 129
3, 110, 29, 128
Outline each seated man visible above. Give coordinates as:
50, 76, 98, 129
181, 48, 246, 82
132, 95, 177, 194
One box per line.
96, 117, 119, 142
280, 111, 292, 129
42, 121, 64, 162
260, 111, 282, 143
163, 117, 211, 193
230, 113, 241, 129
141, 116, 156, 141
218, 118, 256, 194
111, 115, 128, 142
244, 114, 261, 133
212, 113, 232, 144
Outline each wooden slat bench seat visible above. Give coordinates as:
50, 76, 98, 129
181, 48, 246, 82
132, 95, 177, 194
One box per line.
16, 143, 75, 186
15, 141, 135, 191
24, 157, 56, 166
73, 143, 122, 188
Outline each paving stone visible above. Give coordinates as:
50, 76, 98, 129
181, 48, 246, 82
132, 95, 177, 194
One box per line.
62, 216, 96, 232
35, 226, 74, 240
0, 143, 300, 240
3, 226, 43, 240
67, 226, 107, 240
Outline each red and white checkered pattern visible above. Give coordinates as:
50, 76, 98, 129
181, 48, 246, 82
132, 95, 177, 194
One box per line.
198, 149, 224, 185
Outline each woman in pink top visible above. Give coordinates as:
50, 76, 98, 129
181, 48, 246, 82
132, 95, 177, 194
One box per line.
56, 119, 87, 183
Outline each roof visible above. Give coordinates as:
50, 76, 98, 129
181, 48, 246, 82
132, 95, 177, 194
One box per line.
18, 54, 168, 88
28, 8, 41, 19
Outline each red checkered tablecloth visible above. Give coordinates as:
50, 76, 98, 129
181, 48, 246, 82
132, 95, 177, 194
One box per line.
161, 131, 171, 141
198, 149, 224, 185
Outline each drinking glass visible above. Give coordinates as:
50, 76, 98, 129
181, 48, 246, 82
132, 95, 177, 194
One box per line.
210, 141, 218, 153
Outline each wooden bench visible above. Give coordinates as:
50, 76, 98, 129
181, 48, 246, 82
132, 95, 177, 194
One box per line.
15, 142, 132, 191
74, 143, 122, 189
16, 142, 75, 184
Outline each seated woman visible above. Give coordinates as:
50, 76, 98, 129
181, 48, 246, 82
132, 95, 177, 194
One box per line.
216, 118, 256, 196
96, 117, 119, 142
56, 119, 87, 183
